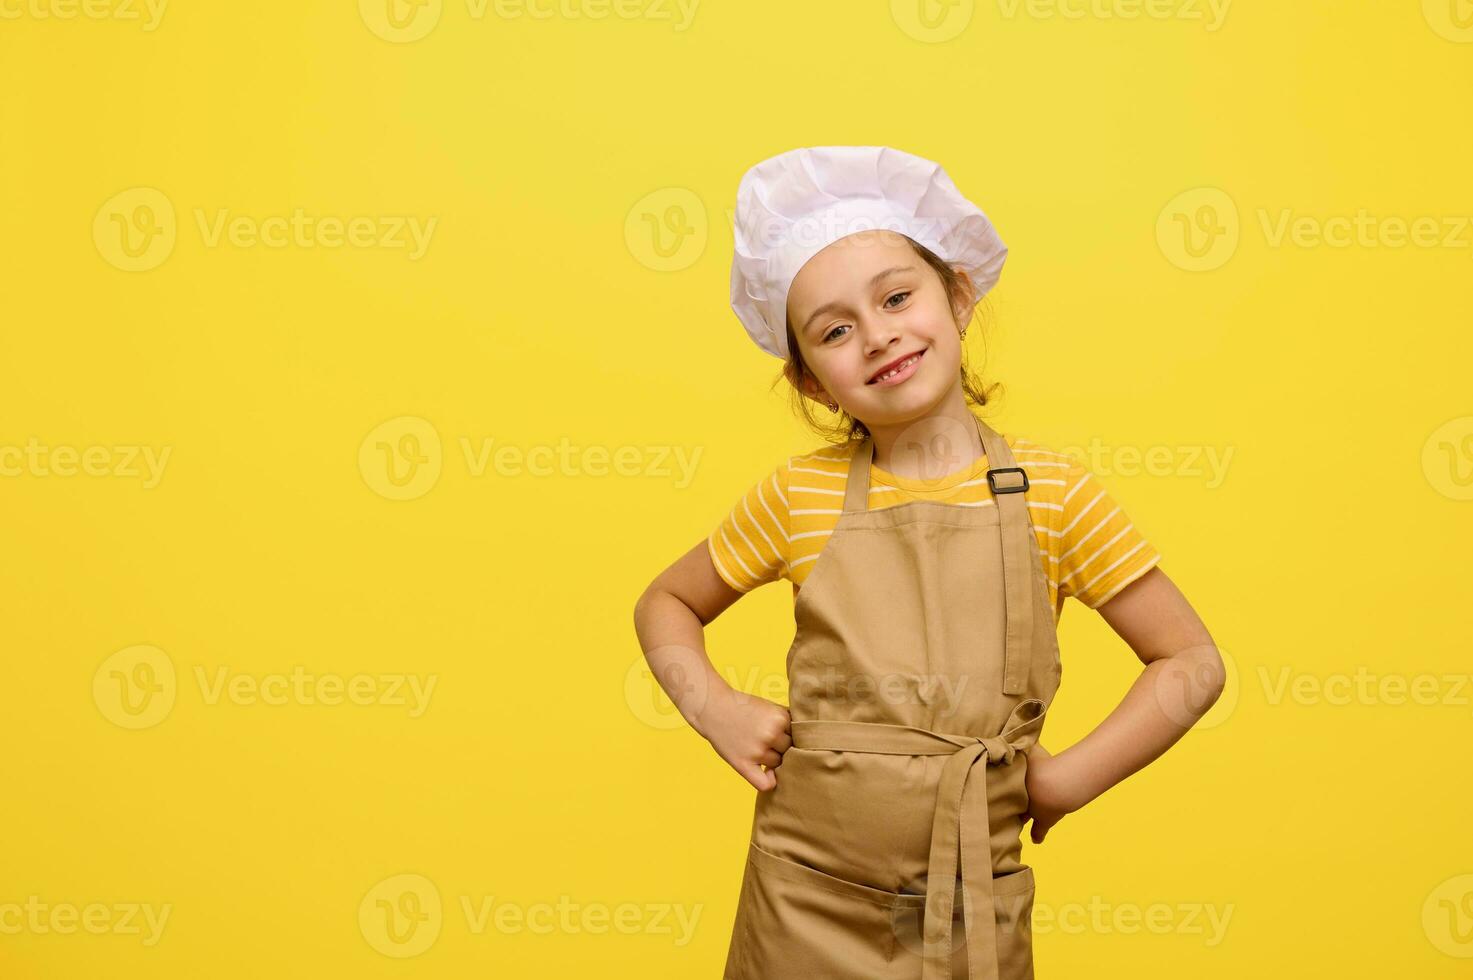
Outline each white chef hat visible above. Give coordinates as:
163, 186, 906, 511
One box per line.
728, 145, 1008, 361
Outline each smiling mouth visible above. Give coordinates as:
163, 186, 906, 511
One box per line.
867, 349, 925, 384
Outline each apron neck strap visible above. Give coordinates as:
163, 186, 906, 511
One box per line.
841, 436, 874, 513
841, 412, 1007, 513
839, 413, 1035, 696
978, 419, 1034, 695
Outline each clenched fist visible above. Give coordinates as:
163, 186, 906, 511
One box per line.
694, 686, 793, 791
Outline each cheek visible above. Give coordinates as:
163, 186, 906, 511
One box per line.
906, 301, 956, 336
926, 331, 965, 376
807, 354, 861, 393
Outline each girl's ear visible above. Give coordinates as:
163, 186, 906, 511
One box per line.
786, 360, 831, 405
949, 266, 977, 326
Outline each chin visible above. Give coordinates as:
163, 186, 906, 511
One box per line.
859, 386, 949, 425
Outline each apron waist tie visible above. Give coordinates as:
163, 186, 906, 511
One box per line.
788, 698, 1048, 980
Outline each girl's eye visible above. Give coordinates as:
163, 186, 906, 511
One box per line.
821, 293, 909, 342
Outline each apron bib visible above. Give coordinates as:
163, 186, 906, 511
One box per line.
722, 413, 1063, 980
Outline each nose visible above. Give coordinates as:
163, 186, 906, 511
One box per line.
859, 313, 902, 358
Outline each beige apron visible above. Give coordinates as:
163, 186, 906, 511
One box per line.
723, 413, 1062, 980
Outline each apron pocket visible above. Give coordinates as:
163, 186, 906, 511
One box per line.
990, 865, 1037, 979
722, 852, 758, 979
729, 840, 926, 979
888, 865, 1036, 979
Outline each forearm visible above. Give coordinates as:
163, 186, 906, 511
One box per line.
1050, 643, 1226, 809
633, 588, 732, 739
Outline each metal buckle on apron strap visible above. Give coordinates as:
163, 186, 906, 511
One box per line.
789, 698, 1048, 980
986, 466, 1029, 494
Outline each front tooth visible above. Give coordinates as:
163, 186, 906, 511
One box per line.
879, 355, 915, 380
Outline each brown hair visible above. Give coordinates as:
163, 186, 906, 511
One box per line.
774, 235, 1002, 445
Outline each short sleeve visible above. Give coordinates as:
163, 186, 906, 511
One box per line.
1055, 453, 1163, 608
706, 460, 791, 593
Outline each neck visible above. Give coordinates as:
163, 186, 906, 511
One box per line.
863, 390, 985, 481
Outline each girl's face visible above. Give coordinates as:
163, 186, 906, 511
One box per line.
786, 230, 971, 428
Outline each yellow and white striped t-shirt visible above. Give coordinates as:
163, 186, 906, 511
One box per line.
707, 434, 1162, 618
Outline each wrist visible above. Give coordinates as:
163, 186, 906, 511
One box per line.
1040, 748, 1097, 813
687, 675, 736, 740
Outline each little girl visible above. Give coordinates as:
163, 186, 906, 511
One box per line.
633, 145, 1223, 980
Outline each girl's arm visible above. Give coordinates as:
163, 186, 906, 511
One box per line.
1026, 567, 1225, 842
634, 540, 793, 790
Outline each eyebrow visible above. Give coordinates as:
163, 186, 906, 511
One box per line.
800, 265, 917, 336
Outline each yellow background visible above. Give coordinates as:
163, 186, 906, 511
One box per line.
2, 0, 1471, 975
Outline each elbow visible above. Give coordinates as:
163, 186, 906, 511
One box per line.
1194, 643, 1229, 708
634, 583, 679, 631
633, 584, 660, 623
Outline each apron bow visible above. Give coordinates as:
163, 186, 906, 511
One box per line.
788, 697, 1049, 980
